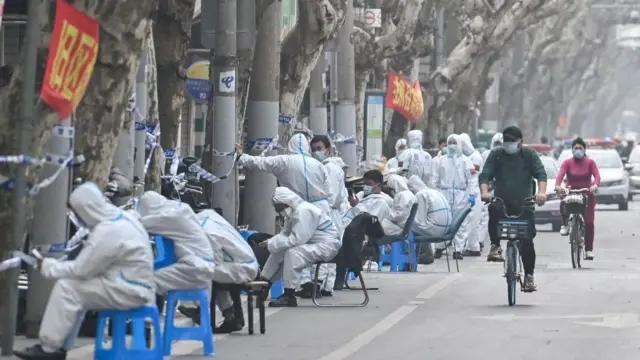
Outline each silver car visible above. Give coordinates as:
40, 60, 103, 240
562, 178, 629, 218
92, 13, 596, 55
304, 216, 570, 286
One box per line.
534, 156, 563, 231
626, 145, 640, 199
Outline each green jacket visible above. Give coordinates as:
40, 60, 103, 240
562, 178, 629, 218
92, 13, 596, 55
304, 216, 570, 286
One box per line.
479, 146, 547, 209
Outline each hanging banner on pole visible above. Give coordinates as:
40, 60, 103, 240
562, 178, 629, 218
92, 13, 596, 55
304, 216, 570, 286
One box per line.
384, 72, 424, 124
41, 0, 99, 119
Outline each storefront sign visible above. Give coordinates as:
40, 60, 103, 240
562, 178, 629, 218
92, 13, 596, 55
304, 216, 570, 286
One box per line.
384, 72, 424, 123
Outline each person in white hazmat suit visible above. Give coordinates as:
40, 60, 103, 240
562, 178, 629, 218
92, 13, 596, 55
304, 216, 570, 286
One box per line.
397, 130, 432, 184
383, 138, 408, 174
430, 134, 477, 260
482, 132, 503, 161
258, 187, 341, 307
381, 174, 417, 235
14, 183, 155, 360
138, 191, 215, 295
238, 133, 332, 214
179, 209, 260, 333
296, 135, 347, 297
458, 133, 485, 257
479, 132, 503, 251
343, 170, 394, 225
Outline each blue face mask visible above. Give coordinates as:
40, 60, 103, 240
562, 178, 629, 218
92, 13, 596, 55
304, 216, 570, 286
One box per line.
362, 185, 373, 196
447, 144, 458, 156
503, 142, 519, 154
573, 149, 585, 159
313, 151, 326, 161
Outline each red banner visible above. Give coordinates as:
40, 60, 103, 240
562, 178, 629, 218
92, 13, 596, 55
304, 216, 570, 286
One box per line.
384, 72, 424, 123
41, 0, 99, 119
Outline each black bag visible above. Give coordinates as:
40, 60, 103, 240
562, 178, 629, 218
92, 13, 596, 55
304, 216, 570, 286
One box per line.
339, 213, 384, 273
247, 233, 272, 270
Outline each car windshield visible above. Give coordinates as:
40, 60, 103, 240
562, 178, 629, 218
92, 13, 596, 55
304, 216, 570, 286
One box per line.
541, 158, 558, 179
559, 150, 622, 168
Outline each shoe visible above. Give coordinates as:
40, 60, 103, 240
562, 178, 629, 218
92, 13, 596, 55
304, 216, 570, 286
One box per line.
177, 305, 201, 325
522, 274, 537, 292
452, 252, 463, 260
321, 290, 333, 297
486, 244, 505, 262
214, 317, 245, 334
268, 290, 297, 307
560, 225, 569, 236
14, 345, 66, 360
585, 251, 594, 260
434, 249, 444, 259
479, 242, 485, 250
294, 282, 313, 298
462, 249, 481, 257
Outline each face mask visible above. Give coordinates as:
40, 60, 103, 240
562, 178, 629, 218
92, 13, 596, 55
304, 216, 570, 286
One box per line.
573, 149, 585, 159
440, 147, 447, 155
447, 144, 458, 156
396, 149, 405, 157
279, 207, 293, 217
313, 151, 326, 161
503, 142, 519, 154
363, 185, 374, 196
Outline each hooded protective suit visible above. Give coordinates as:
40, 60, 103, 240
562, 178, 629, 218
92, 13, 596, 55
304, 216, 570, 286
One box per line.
397, 130, 432, 184
458, 133, 485, 252
381, 174, 417, 235
383, 138, 408, 174
479, 132, 503, 247
407, 175, 452, 237
431, 134, 477, 252
238, 133, 332, 214
482, 132, 503, 161
261, 188, 341, 289
138, 191, 215, 294
342, 191, 393, 224
38, 183, 155, 351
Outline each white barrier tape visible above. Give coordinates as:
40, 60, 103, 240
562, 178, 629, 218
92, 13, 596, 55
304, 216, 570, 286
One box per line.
188, 152, 238, 183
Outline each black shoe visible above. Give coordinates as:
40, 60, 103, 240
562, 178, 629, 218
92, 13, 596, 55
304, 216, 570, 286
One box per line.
295, 282, 314, 298
321, 290, 333, 297
178, 305, 201, 325
462, 250, 481, 257
14, 345, 66, 360
333, 283, 344, 291
452, 252, 463, 260
214, 317, 245, 334
269, 290, 297, 307
434, 249, 444, 259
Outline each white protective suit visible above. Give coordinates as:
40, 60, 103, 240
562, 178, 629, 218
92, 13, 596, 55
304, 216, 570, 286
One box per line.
407, 175, 452, 237
238, 133, 332, 214
261, 188, 341, 289
480, 132, 503, 245
458, 133, 485, 252
138, 191, 215, 294
381, 174, 417, 235
383, 138, 408, 174
342, 191, 393, 225
431, 134, 477, 252
481, 132, 503, 161
397, 130, 432, 184
38, 183, 155, 350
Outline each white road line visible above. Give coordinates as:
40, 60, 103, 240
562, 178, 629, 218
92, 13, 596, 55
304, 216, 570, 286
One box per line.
407, 300, 425, 305
316, 274, 462, 360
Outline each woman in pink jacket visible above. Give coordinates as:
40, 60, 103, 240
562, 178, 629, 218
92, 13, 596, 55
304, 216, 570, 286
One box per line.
554, 137, 601, 260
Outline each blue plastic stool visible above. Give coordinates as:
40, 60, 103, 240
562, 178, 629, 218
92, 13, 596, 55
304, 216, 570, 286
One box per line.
163, 289, 214, 356
94, 305, 162, 360
239, 230, 284, 299
377, 233, 417, 272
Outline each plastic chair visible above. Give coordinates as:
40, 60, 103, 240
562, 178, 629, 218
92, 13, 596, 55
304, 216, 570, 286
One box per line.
413, 207, 472, 272
371, 203, 419, 272
163, 289, 214, 356
94, 305, 162, 360
150, 235, 177, 270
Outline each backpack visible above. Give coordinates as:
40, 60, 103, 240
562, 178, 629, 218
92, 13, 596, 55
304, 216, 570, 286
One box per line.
492, 147, 537, 196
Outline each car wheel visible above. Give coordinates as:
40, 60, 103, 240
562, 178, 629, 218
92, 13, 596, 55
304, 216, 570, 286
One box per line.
619, 201, 629, 211
551, 222, 562, 232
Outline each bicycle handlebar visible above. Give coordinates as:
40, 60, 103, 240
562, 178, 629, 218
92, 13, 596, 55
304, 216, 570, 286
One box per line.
555, 187, 591, 195
489, 196, 536, 218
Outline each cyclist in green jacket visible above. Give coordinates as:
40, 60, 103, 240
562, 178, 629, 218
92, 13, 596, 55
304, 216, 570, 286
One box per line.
479, 126, 548, 292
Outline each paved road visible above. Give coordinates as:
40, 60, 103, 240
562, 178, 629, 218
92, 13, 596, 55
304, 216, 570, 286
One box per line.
176, 201, 640, 360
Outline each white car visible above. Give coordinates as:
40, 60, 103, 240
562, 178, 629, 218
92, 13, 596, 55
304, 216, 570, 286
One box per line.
625, 145, 640, 198
534, 156, 563, 231
557, 149, 629, 210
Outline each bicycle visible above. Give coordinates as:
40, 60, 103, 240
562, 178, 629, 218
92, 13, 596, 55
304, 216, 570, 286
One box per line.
557, 188, 590, 269
489, 196, 535, 306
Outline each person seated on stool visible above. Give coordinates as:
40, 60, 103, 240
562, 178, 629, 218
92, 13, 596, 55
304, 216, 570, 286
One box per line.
138, 192, 215, 303
258, 187, 341, 307
179, 209, 260, 333
381, 174, 417, 235
14, 183, 155, 360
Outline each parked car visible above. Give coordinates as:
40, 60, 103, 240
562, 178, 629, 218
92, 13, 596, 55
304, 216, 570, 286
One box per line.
558, 148, 630, 210
534, 156, 563, 231
625, 145, 640, 200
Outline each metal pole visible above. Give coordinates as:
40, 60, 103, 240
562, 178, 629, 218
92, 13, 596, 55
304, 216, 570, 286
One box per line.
329, 52, 338, 132
113, 112, 135, 181
134, 50, 148, 185
243, 0, 279, 233
2, 0, 39, 353
310, 55, 327, 135
335, 1, 357, 176
211, 0, 237, 224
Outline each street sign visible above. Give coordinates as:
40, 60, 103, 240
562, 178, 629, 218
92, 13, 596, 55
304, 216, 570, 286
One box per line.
186, 60, 211, 103
363, 9, 382, 28
281, 0, 299, 42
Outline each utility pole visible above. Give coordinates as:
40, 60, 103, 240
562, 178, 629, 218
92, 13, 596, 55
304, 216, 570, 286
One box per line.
243, 0, 280, 233
210, 0, 238, 224
134, 50, 148, 186
113, 112, 135, 181
2, 0, 39, 353
335, 1, 358, 175
309, 56, 327, 135
329, 53, 338, 132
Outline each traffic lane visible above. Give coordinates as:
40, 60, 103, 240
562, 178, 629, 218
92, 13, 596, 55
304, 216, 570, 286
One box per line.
189, 272, 460, 360
346, 205, 640, 360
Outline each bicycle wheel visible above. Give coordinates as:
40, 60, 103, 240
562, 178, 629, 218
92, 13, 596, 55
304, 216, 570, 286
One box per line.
570, 216, 580, 269
505, 243, 517, 306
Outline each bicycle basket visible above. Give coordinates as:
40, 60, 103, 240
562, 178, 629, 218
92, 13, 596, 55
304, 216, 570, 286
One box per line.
563, 194, 587, 214
497, 219, 529, 240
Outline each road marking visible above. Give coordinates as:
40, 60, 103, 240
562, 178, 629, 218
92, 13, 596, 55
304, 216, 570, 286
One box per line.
316, 274, 462, 360
477, 313, 640, 328
407, 300, 425, 305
